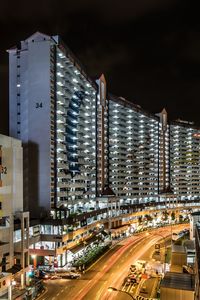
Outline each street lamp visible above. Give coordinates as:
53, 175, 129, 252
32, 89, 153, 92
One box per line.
108, 287, 134, 299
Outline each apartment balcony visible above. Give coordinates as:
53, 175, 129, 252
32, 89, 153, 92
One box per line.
57, 182, 69, 188
57, 132, 65, 141
57, 104, 66, 115
57, 123, 65, 132
68, 191, 84, 196
57, 115, 66, 123
57, 172, 71, 179
57, 153, 67, 161
57, 162, 68, 169
56, 95, 66, 105
57, 191, 68, 198
73, 174, 88, 180
57, 143, 66, 152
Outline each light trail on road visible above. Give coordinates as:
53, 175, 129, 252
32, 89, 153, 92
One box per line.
41, 224, 189, 300
73, 235, 145, 300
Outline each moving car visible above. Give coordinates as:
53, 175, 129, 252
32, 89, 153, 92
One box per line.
128, 275, 137, 283
123, 277, 131, 286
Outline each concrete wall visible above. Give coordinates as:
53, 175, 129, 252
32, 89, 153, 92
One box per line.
161, 287, 194, 300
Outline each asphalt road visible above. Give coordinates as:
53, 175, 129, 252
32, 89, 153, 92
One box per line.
39, 224, 188, 300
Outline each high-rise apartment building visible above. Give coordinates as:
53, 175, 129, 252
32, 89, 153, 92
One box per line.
7, 31, 200, 267
8, 32, 97, 218
170, 121, 200, 200
108, 95, 160, 203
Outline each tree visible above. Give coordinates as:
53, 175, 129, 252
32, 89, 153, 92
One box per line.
171, 212, 175, 221
138, 216, 143, 224
162, 210, 169, 221
179, 214, 183, 223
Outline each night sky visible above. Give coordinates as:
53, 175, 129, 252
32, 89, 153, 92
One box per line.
1, 0, 200, 134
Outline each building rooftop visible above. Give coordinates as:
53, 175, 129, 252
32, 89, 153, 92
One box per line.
184, 240, 195, 251
172, 244, 186, 253
160, 272, 195, 291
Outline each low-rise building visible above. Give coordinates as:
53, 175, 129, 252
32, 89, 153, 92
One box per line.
160, 272, 195, 300
0, 134, 29, 298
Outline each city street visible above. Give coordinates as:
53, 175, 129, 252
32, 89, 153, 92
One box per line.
39, 224, 188, 300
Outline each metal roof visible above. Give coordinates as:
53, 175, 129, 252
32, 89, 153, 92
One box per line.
160, 272, 195, 291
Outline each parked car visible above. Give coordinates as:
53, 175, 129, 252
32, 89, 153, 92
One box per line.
61, 272, 81, 279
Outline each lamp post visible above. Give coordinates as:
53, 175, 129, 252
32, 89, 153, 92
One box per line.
108, 287, 134, 299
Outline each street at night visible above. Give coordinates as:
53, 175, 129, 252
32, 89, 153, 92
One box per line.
1, 2, 200, 300
40, 224, 188, 300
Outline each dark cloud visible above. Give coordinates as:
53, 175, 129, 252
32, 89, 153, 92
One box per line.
0, 0, 178, 22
